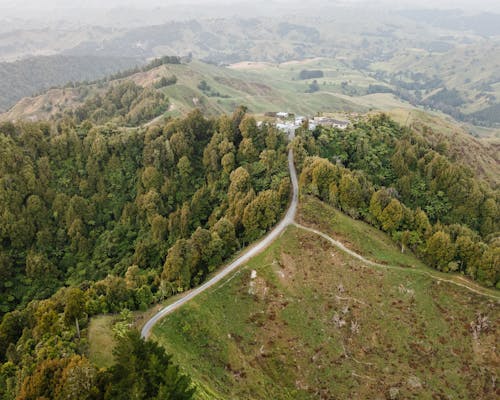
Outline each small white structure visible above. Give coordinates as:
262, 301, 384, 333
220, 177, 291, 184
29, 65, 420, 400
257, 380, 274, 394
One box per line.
276, 122, 296, 134
276, 112, 289, 118
313, 117, 349, 130
332, 119, 349, 129
308, 122, 317, 131
295, 116, 306, 125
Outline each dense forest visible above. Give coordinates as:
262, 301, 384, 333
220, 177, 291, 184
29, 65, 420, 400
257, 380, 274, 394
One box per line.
0, 107, 289, 398
70, 81, 170, 126
294, 114, 499, 287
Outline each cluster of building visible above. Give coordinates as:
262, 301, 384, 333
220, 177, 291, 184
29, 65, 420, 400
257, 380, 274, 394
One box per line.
271, 112, 349, 134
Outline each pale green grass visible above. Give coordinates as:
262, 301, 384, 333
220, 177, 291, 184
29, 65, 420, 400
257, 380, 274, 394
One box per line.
151, 198, 498, 399
87, 315, 116, 369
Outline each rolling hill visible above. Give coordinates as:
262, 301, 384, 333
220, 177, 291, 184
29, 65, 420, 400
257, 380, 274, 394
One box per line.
0, 59, 369, 122
2, 57, 498, 185
0, 55, 143, 112
149, 197, 499, 399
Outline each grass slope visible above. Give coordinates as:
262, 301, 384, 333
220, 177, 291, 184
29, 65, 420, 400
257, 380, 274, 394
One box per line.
88, 315, 116, 369
151, 197, 499, 399
0, 59, 369, 122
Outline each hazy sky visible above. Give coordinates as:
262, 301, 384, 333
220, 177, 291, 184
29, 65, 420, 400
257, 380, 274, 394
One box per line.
1, 0, 499, 24
1, 0, 499, 11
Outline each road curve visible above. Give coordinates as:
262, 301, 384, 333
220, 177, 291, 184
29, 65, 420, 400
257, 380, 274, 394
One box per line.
141, 134, 299, 339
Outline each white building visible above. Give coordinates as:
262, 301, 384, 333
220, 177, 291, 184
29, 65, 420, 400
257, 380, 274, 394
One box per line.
312, 117, 349, 130
295, 116, 306, 125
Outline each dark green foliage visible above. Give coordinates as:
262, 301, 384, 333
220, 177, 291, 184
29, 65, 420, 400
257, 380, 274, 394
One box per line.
0, 109, 288, 399
146, 56, 182, 68
367, 84, 393, 94
306, 80, 320, 93
296, 114, 500, 287
298, 70, 324, 80
424, 87, 466, 108
198, 80, 210, 92
197, 80, 230, 98
468, 103, 500, 127
0, 110, 288, 313
103, 331, 194, 400
9, 332, 193, 400
104, 56, 181, 82
72, 81, 169, 126
155, 75, 178, 89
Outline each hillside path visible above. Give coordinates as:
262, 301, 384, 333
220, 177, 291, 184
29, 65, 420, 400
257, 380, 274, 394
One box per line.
141, 131, 298, 338
294, 223, 499, 301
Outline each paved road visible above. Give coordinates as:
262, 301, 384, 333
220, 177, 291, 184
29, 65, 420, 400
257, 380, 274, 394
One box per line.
141, 134, 299, 339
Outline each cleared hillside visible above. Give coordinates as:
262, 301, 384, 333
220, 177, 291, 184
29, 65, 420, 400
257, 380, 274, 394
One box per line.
0, 59, 367, 122
150, 197, 499, 399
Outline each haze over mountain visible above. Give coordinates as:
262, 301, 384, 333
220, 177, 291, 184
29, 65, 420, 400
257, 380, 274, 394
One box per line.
1, 1, 500, 28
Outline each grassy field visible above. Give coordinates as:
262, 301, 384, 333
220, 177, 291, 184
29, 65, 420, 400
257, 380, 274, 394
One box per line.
150, 197, 499, 399
297, 196, 426, 269
87, 315, 116, 369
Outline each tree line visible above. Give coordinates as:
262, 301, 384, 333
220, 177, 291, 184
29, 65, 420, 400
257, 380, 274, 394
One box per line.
294, 114, 499, 287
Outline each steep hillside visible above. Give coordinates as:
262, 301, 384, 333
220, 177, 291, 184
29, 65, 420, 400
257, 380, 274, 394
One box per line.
151, 197, 499, 399
385, 109, 500, 185
0, 55, 143, 111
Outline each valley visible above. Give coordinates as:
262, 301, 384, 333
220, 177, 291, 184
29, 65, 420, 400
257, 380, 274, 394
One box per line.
0, 3, 499, 399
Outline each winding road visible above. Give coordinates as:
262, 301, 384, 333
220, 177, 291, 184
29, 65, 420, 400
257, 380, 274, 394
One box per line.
141, 129, 498, 339
141, 131, 299, 339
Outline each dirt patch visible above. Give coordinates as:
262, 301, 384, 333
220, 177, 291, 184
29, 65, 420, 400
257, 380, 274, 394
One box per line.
214, 76, 273, 96
277, 252, 297, 284
280, 57, 324, 66
472, 332, 499, 366
227, 61, 274, 70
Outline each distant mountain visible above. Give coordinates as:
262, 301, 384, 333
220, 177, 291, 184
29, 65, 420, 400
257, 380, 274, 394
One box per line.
64, 18, 323, 63
0, 55, 143, 111
399, 9, 500, 37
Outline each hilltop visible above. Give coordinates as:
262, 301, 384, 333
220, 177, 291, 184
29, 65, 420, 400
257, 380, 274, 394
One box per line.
150, 197, 499, 399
